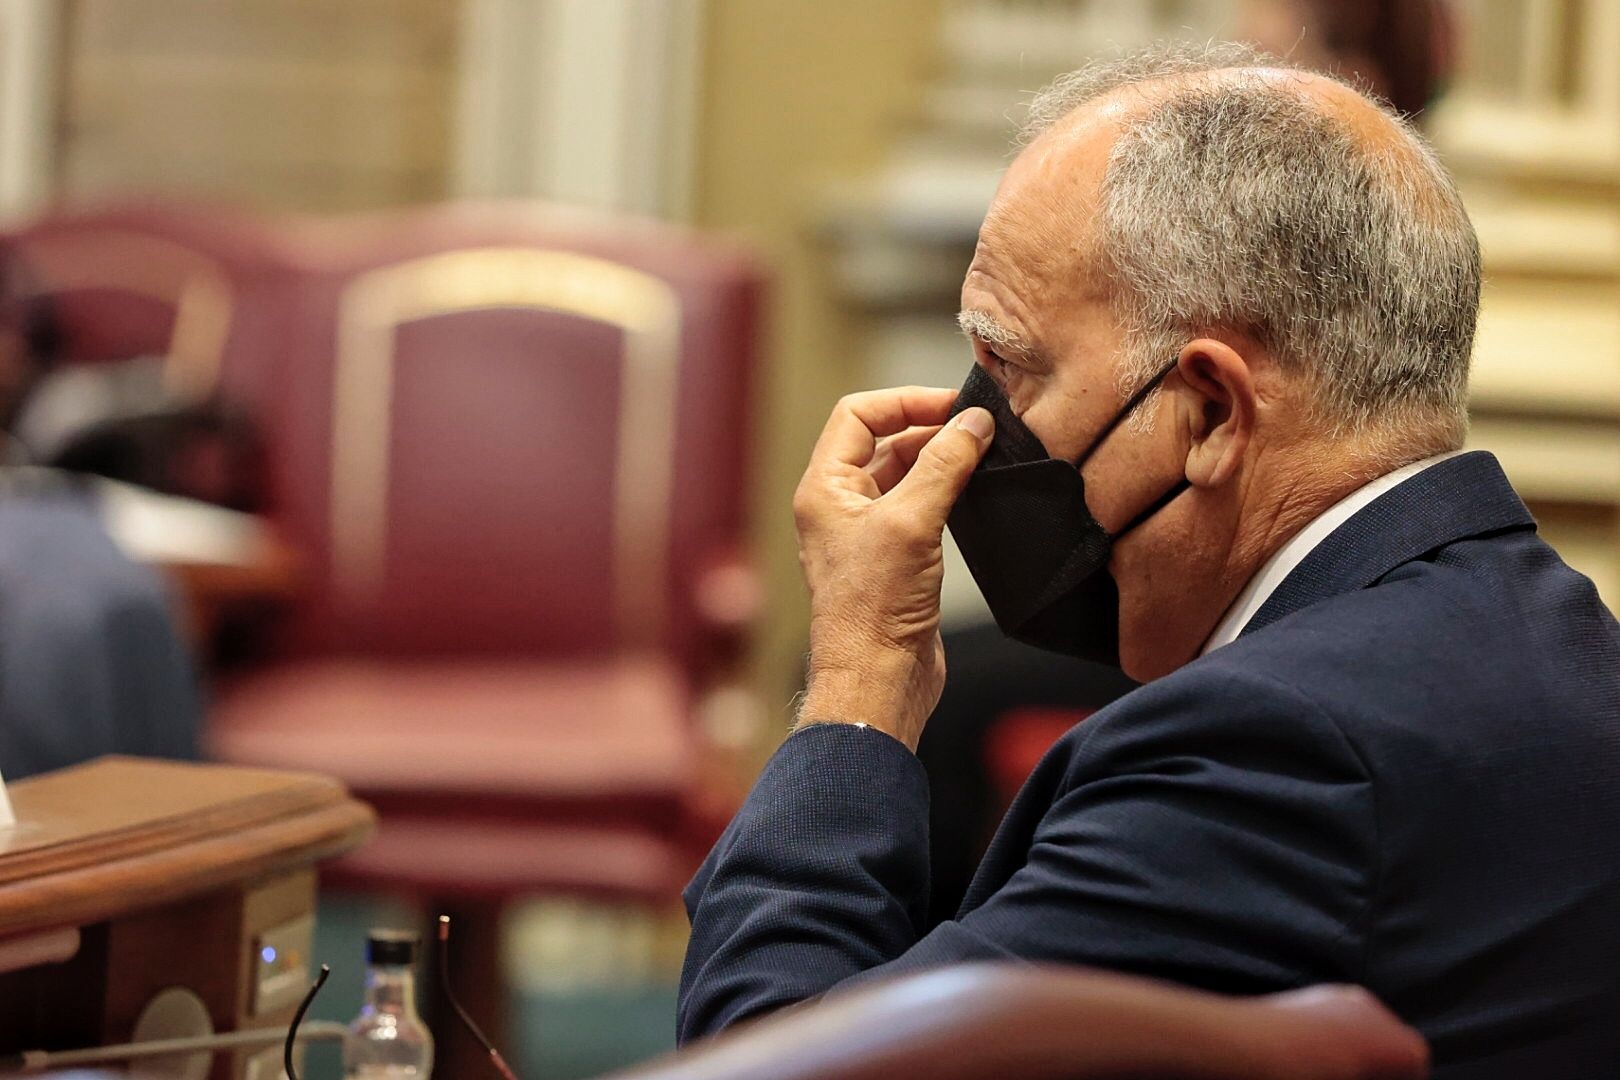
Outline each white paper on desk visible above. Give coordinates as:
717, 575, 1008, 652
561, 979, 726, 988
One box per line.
0, 757, 15, 827
95, 478, 273, 567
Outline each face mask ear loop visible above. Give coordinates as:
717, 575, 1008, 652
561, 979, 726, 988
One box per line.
1106, 476, 1192, 543
1072, 356, 1180, 470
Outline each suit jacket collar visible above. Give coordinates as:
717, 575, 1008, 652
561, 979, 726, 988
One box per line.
1241, 451, 1536, 638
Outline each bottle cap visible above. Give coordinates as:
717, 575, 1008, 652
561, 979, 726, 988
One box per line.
366, 929, 419, 966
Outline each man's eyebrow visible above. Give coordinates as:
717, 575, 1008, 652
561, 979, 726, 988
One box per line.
957, 308, 1033, 358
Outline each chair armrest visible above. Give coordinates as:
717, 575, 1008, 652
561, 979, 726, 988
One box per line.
606, 964, 1428, 1080
692, 545, 763, 634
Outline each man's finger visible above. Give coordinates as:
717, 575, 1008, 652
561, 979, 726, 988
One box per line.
889, 407, 994, 523
809, 387, 958, 471
865, 425, 943, 494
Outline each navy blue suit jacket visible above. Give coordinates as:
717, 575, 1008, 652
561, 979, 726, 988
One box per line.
679, 452, 1620, 1077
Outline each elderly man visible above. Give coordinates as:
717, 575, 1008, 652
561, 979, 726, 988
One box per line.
678, 44, 1620, 1077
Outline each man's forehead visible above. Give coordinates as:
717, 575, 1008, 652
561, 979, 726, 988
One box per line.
965, 126, 1121, 323
977, 105, 1118, 286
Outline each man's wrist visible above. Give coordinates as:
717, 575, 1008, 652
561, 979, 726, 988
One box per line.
795, 659, 921, 750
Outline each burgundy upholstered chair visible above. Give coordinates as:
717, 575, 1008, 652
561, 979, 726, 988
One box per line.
3, 202, 297, 404
203, 203, 765, 1067
608, 965, 1430, 1080
986, 706, 1096, 813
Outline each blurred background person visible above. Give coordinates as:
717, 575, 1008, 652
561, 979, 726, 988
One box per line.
1241, 0, 1456, 117
0, 241, 201, 780
0, 239, 58, 444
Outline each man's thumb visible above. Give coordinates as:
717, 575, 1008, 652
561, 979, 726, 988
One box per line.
892, 407, 994, 521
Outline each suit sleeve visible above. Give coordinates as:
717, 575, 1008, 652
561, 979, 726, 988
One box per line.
677, 666, 1378, 1045
677, 722, 930, 1043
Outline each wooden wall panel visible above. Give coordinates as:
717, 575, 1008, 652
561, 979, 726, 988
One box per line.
56, 0, 462, 211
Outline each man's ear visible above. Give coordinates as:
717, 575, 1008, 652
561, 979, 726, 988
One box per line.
1177, 336, 1255, 488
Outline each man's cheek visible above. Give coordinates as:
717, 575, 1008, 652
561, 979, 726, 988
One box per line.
1108, 535, 1157, 624
1016, 400, 1071, 460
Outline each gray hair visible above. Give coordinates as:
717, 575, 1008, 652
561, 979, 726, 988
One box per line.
1023, 42, 1479, 452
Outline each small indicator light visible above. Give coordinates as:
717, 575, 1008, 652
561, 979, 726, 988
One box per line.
262, 946, 278, 965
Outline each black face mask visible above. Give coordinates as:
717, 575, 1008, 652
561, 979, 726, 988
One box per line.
945, 361, 1187, 665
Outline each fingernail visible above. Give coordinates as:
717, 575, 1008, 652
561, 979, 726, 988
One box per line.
956, 407, 994, 441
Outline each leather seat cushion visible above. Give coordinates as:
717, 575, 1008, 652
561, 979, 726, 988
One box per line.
208, 654, 696, 811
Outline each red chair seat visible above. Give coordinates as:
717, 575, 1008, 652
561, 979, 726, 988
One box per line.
985, 706, 1094, 811
328, 816, 695, 901
208, 654, 695, 808
209, 655, 705, 901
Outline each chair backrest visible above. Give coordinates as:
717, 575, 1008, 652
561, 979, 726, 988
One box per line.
259, 204, 764, 662
4, 203, 297, 402
610, 965, 1430, 1080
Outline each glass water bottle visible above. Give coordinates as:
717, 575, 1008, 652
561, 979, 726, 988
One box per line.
343, 930, 435, 1079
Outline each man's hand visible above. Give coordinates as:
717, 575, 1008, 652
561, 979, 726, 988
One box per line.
791, 387, 995, 751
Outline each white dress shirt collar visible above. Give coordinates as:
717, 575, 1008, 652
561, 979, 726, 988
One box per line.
1200, 450, 1465, 656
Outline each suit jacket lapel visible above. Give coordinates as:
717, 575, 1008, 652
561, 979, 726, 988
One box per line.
1242, 452, 1537, 638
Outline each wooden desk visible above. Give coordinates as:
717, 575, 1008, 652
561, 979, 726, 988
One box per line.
0, 757, 374, 1079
